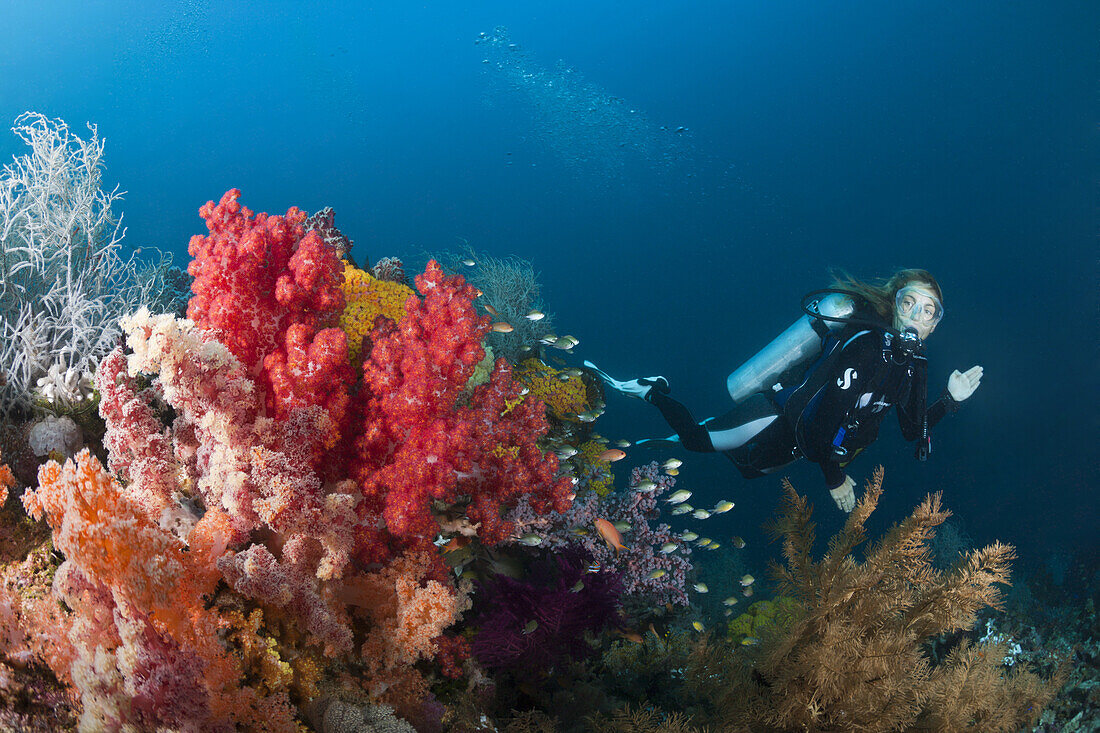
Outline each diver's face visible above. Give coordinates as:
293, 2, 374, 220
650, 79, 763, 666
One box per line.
892, 282, 940, 340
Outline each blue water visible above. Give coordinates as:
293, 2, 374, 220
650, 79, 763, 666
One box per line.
1, 0, 1095, 566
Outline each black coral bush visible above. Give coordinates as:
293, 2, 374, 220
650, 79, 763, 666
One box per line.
688, 467, 1062, 732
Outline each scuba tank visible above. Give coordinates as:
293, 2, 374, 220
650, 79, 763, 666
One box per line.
727, 292, 856, 404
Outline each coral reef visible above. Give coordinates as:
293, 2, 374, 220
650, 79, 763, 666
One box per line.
0, 169, 1082, 731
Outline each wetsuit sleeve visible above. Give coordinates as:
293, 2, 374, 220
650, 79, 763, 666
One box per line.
897, 361, 959, 441
926, 389, 960, 428
797, 331, 881, 490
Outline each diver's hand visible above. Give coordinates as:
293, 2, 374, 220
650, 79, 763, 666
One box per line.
948, 366, 983, 402
829, 475, 857, 513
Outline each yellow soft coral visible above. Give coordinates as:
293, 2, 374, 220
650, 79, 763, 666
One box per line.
339, 263, 416, 366
223, 608, 295, 697
512, 358, 590, 421
577, 439, 616, 496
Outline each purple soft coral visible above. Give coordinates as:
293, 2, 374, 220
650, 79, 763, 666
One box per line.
470, 547, 623, 675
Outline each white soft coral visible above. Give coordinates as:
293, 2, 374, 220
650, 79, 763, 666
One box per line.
34, 361, 94, 407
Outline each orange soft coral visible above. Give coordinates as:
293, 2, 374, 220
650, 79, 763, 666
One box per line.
0, 449, 15, 505
513, 358, 591, 421
338, 548, 471, 716
23, 450, 300, 732
339, 263, 415, 366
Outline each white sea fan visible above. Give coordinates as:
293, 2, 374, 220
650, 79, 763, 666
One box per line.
0, 113, 184, 422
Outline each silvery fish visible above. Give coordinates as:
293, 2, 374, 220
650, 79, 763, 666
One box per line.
518, 534, 543, 546
671, 504, 693, 516
659, 542, 679, 554
665, 489, 692, 504
692, 509, 712, 520
712, 500, 735, 514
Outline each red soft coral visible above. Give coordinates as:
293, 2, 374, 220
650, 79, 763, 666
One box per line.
187, 189, 354, 437
350, 262, 572, 562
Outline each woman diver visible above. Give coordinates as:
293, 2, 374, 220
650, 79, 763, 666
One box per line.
585, 269, 983, 513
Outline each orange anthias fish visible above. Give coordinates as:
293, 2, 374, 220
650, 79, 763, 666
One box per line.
596, 448, 626, 463
594, 518, 628, 554
491, 322, 514, 333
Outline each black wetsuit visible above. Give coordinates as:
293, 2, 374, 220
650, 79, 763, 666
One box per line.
647, 304, 960, 490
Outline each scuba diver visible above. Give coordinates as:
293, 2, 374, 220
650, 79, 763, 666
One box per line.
585, 269, 983, 513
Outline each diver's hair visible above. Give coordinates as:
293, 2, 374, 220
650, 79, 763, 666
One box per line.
827, 268, 943, 321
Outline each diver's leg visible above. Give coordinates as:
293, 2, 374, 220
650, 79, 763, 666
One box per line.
701, 394, 780, 452
645, 390, 716, 452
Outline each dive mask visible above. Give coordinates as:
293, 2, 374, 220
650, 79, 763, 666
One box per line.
894, 286, 943, 327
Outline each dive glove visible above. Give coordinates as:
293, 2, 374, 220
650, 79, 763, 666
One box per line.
947, 365, 983, 402
829, 475, 857, 513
